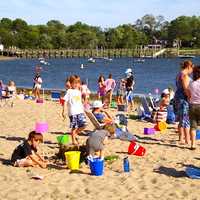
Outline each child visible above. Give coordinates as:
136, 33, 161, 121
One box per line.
188, 65, 200, 149
5, 80, 16, 107
97, 75, 106, 103
105, 74, 116, 108
62, 75, 87, 145
86, 129, 109, 158
81, 80, 91, 107
116, 78, 126, 105
92, 100, 116, 136
91, 100, 136, 141
6, 80, 16, 98
11, 131, 47, 168
152, 89, 170, 123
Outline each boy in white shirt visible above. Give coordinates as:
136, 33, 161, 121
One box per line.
62, 75, 87, 145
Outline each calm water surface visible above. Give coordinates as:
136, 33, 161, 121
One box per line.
0, 57, 199, 94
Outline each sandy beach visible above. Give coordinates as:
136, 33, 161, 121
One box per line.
0, 99, 200, 200
0, 56, 17, 61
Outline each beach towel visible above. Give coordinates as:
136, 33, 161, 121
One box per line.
115, 128, 136, 142
185, 167, 200, 179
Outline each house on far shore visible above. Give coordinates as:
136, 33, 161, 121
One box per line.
0, 44, 4, 52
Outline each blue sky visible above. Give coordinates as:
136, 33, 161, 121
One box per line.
0, 0, 200, 27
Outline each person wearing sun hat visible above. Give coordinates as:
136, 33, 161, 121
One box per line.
124, 68, 135, 112
91, 100, 116, 136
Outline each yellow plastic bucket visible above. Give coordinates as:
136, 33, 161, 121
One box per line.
65, 151, 80, 170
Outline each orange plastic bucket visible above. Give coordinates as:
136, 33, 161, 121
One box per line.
154, 121, 167, 131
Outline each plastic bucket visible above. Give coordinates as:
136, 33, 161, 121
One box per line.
57, 134, 70, 145
59, 98, 65, 106
65, 151, 80, 170
144, 128, 155, 135
36, 98, 44, 104
154, 121, 167, 131
196, 130, 200, 140
88, 157, 104, 176
128, 141, 146, 156
35, 122, 48, 133
111, 101, 117, 108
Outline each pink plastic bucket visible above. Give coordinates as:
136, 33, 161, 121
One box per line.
36, 99, 44, 104
35, 122, 48, 133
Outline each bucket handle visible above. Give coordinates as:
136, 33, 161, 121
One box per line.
131, 143, 140, 154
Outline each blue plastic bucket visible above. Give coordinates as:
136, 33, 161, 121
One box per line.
196, 130, 200, 140
88, 157, 104, 176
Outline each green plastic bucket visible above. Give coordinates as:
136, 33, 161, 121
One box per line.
57, 134, 70, 145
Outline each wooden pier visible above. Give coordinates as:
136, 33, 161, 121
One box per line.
0, 47, 168, 59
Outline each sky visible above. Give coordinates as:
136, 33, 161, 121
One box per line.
0, 0, 200, 27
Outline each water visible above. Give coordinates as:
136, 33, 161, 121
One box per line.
0, 57, 199, 94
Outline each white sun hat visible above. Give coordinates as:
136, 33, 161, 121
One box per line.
125, 68, 132, 74
92, 100, 103, 108
162, 88, 170, 95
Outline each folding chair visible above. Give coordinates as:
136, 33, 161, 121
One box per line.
0, 89, 14, 107
139, 95, 153, 116
51, 91, 61, 101
85, 109, 105, 130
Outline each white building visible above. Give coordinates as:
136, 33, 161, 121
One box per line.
0, 44, 4, 51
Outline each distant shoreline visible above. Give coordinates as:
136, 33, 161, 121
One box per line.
0, 56, 18, 61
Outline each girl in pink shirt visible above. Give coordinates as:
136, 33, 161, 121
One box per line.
104, 74, 116, 108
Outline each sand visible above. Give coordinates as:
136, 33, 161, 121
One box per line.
0, 56, 17, 61
0, 99, 200, 200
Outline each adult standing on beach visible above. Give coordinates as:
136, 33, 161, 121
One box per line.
33, 71, 42, 100
174, 60, 193, 145
188, 66, 200, 150
125, 68, 135, 112
105, 74, 116, 108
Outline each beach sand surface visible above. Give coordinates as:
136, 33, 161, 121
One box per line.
0, 99, 200, 200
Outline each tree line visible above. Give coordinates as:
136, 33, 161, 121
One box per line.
0, 14, 200, 49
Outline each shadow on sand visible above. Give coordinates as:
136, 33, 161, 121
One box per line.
0, 136, 25, 142
154, 166, 186, 178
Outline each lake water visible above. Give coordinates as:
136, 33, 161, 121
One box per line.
0, 57, 199, 94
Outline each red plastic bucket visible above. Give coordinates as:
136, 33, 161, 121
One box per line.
128, 141, 146, 156
59, 98, 65, 106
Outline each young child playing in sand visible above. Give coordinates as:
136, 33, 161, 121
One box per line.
86, 130, 109, 158
152, 89, 170, 123
62, 75, 87, 145
11, 131, 47, 168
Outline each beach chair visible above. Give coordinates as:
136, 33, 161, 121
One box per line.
135, 95, 152, 119
0, 89, 14, 107
148, 94, 159, 110
51, 91, 61, 101
85, 109, 105, 130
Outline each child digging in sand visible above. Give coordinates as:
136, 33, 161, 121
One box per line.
86, 130, 109, 158
62, 75, 87, 145
11, 131, 48, 168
